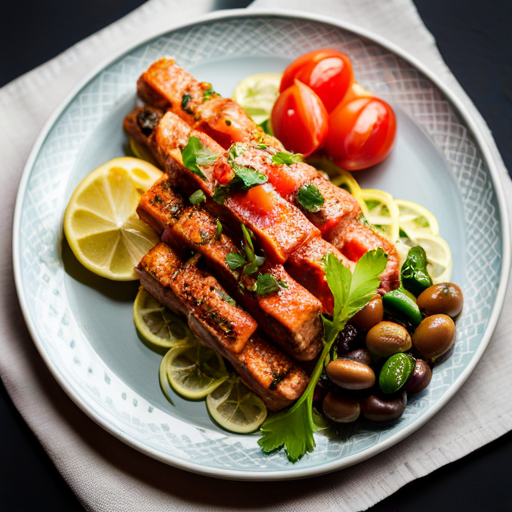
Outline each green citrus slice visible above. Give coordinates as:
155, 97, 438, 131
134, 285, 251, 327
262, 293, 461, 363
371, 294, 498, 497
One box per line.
206, 375, 267, 433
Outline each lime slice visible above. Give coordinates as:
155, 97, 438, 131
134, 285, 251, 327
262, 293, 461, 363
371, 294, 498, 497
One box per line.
165, 344, 229, 400
307, 157, 367, 214
360, 189, 400, 241
233, 73, 282, 124
129, 138, 158, 166
133, 289, 191, 350
206, 375, 267, 433
412, 234, 453, 284
395, 199, 439, 238
64, 158, 163, 280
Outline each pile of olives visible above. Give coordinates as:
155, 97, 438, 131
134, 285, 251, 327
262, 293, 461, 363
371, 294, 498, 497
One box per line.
318, 281, 464, 424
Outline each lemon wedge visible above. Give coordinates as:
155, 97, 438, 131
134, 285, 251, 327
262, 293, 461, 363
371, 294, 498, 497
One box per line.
64, 158, 162, 280
395, 199, 439, 238
360, 189, 400, 242
206, 375, 267, 433
133, 289, 191, 351
233, 73, 282, 125
164, 343, 229, 400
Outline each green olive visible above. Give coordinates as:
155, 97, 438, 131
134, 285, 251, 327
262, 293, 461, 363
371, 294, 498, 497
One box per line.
322, 392, 360, 423
379, 353, 415, 394
413, 314, 455, 360
352, 295, 384, 331
366, 321, 412, 358
326, 358, 375, 390
361, 391, 407, 422
417, 283, 463, 318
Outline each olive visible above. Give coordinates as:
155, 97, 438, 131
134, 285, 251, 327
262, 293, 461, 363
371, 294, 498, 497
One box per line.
413, 314, 455, 360
379, 353, 415, 394
352, 295, 384, 331
405, 359, 432, 393
335, 323, 365, 355
322, 392, 360, 423
361, 391, 407, 422
346, 348, 373, 366
366, 321, 412, 358
417, 283, 463, 318
326, 358, 376, 390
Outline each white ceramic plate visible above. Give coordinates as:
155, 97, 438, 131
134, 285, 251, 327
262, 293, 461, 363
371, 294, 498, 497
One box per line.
13, 10, 510, 480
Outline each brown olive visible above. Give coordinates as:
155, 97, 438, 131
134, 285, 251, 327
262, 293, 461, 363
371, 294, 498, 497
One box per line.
361, 391, 407, 422
413, 314, 455, 360
404, 359, 432, 393
366, 321, 412, 358
352, 295, 384, 331
326, 358, 376, 390
322, 392, 360, 423
346, 348, 373, 366
417, 283, 463, 318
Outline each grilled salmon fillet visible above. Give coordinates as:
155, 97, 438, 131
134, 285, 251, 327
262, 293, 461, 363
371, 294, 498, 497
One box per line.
137, 243, 309, 410
138, 176, 323, 361
135, 59, 399, 292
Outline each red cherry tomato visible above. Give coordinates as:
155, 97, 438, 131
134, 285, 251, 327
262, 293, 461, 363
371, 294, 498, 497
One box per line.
324, 97, 396, 171
271, 79, 328, 156
280, 49, 354, 112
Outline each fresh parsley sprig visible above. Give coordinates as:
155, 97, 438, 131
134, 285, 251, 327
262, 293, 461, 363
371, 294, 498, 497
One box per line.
182, 137, 218, 180
271, 152, 304, 165
258, 248, 388, 463
297, 184, 325, 213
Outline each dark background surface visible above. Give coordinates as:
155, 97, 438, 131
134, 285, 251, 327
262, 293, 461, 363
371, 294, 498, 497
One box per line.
1, 0, 511, 510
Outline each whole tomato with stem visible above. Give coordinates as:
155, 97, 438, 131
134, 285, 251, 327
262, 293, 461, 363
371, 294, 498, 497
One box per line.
324, 96, 397, 171
271, 79, 328, 156
280, 49, 354, 112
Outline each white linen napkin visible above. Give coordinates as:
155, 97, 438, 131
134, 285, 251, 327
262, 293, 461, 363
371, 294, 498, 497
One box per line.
0, 0, 510, 511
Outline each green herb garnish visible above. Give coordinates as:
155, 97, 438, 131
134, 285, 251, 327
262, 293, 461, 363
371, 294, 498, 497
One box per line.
225, 119, 232, 126
225, 253, 246, 270
256, 144, 268, 149
233, 167, 268, 190
297, 184, 325, 213
217, 290, 236, 306
272, 152, 304, 165
202, 84, 217, 102
182, 137, 218, 180
215, 219, 222, 240
189, 190, 206, 205
243, 256, 265, 276
181, 94, 194, 115
254, 273, 284, 295
213, 184, 229, 204
258, 249, 388, 462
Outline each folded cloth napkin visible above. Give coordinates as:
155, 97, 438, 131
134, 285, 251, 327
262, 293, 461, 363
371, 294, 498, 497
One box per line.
1, 0, 510, 510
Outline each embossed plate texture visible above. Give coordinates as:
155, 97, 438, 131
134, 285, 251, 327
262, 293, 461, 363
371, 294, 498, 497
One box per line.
13, 11, 510, 480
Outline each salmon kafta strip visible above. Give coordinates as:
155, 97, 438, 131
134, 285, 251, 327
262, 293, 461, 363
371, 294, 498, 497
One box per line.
136, 58, 400, 291
137, 175, 323, 361
137, 243, 308, 411
124, 107, 355, 315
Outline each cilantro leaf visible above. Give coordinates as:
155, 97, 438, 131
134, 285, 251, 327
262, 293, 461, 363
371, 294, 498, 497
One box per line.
181, 94, 194, 115
189, 190, 206, 205
271, 152, 304, 165
297, 184, 325, 213
215, 219, 222, 240
258, 248, 388, 463
233, 166, 268, 190
182, 136, 218, 180
225, 253, 246, 270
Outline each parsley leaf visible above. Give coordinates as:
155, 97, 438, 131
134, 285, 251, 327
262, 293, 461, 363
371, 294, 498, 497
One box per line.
271, 152, 304, 165
243, 256, 265, 276
228, 143, 247, 162
255, 274, 283, 295
225, 253, 246, 270
258, 249, 388, 462
181, 94, 194, 115
189, 190, 206, 205
215, 219, 222, 240
213, 184, 229, 204
182, 136, 218, 180
217, 290, 236, 306
233, 166, 268, 190
202, 84, 217, 102
256, 144, 268, 149
297, 184, 325, 213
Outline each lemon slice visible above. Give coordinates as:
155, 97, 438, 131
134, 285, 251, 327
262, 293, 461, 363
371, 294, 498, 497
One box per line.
129, 138, 158, 166
133, 289, 191, 351
206, 375, 267, 433
307, 157, 367, 213
395, 199, 439, 238
64, 158, 163, 280
165, 343, 229, 400
233, 73, 282, 124
360, 189, 400, 241
411, 233, 453, 284
159, 349, 175, 405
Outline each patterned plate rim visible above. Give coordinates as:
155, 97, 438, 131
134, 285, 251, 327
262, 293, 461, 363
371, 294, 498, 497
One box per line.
12, 9, 511, 481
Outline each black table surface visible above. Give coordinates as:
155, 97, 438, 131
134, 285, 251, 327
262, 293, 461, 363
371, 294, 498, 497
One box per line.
1, 1, 511, 510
